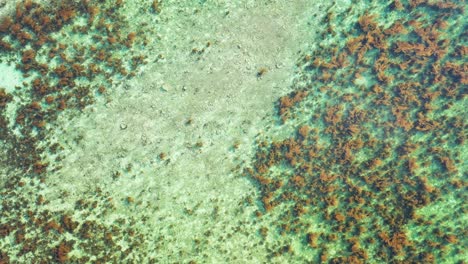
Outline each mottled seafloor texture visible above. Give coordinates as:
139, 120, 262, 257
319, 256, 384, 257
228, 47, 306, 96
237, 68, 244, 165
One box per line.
0, 0, 467, 263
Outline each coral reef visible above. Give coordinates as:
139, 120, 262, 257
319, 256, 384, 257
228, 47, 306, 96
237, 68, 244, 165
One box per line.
246, 0, 467, 262
0, 0, 155, 262
1, 0, 150, 176
0, 181, 149, 262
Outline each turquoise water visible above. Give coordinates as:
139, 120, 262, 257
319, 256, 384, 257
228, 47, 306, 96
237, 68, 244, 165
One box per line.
0, 0, 466, 263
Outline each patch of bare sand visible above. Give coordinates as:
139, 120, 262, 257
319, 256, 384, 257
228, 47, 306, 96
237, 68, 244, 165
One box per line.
43, 0, 330, 261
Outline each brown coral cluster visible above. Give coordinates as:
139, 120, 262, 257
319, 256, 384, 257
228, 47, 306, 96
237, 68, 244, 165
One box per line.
0, 0, 149, 175
0, 0, 156, 262
0, 182, 148, 263
277, 90, 308, 122
247, 0, 466, 262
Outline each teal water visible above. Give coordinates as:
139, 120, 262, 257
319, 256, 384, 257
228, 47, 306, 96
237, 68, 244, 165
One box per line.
0, 0, 466, 263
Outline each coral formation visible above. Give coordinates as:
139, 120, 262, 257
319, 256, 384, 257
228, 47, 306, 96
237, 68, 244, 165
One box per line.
1, 0, 149, 175
0, 0, 155, 262
246, 0, 467, 262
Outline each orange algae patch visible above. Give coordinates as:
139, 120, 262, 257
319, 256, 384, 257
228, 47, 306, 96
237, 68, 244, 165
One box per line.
439, 156, 457, 173
307, 233, 320, 248
290, 175, 305, 188
297, 125, 310, 140
334, 212, 346, 222
0, 17, 13, 32
58, 6, 76, 22
54, 241, 72, 263
0, 89, 13, 108
378, 232, 411, 253
278, 90, 308, 122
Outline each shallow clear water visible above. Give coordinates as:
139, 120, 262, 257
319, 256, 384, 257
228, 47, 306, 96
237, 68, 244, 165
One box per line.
0, 0, 466, 263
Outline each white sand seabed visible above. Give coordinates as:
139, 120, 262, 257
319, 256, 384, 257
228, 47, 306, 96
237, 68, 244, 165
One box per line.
3, 0, 333, 261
